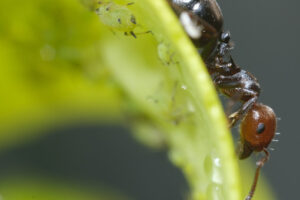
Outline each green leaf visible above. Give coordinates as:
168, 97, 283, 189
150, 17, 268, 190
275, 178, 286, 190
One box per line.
96, 0, 241, 199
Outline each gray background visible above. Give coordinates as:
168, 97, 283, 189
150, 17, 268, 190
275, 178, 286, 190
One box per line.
220, 0, 299, 199
0, 0, 299, 199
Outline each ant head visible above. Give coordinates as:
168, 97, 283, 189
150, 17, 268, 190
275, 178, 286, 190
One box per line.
238, 103, 276, 159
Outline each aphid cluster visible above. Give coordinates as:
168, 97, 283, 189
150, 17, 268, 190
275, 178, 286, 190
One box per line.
95, 1, 151, 38
168, 0, 278, 199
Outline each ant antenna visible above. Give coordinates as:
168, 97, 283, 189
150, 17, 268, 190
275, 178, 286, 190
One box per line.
268, 147, 275, 151
245, 148, 270, 200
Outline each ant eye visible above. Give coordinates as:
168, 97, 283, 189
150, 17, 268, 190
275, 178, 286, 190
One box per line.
256, 122, 265, 134
221, 31, 230, 43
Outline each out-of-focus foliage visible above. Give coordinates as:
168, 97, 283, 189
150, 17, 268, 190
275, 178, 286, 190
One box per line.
0, 176, 131, 200
0, 0, 123, 148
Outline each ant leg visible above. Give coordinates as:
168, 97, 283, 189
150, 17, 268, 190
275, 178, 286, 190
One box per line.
214, 56, 240, 74
218, 42, 232, 58
214, 75, 241, 88
229, 95, 257, 128
245, 148, 269, 200
215, 62, 233, 73
214, 75, 258, 127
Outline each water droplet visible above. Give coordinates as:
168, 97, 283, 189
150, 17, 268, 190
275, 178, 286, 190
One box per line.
206, 183, 224, 200
187, 101, 196, 113
214, 157, 221, 167
197, 73, 207, 82
212, 167, 223, 184
211, 157, 223, 184
210, 105, 221, 118
181, 84, 187, 90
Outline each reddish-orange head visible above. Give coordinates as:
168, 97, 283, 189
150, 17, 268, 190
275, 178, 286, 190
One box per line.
238, 103, 277, 159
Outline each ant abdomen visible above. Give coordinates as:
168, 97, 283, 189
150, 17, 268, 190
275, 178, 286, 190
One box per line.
238, 103, 277, 159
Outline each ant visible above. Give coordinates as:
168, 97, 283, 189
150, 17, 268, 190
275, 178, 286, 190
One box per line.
168, 0, 277, 199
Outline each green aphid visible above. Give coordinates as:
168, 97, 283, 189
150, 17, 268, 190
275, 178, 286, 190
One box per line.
157, 42, 177, 66
96, 1, 137, 38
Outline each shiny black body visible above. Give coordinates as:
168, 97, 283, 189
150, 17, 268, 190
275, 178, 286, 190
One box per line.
169, 0, 223, 58
168, 0, 261, 128
171, 0, 223, 33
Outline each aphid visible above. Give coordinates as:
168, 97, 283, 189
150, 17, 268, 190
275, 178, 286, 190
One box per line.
157, 42, 177, 65
95, 1, 138, 38
168, 0, 277, 199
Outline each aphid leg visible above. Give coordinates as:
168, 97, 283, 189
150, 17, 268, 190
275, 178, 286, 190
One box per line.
135, 30, 153, 35
117, 18, 121, 24
109, 28, 116, 35
245, 148, 269, 200
104, 3, 111, 11
124, 31, 138, 39
228, 95, 257, 128
130, 31, 137, 38
128, 30, 153, 38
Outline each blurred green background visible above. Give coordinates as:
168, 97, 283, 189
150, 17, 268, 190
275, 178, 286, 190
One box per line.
0, 0, 123, 146
0, 0, 191, 199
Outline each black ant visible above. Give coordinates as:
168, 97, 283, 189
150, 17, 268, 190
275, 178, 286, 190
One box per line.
168, 0, 277, 199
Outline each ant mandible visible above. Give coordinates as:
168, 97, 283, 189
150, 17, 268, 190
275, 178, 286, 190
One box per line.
168, 0, 277, 199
